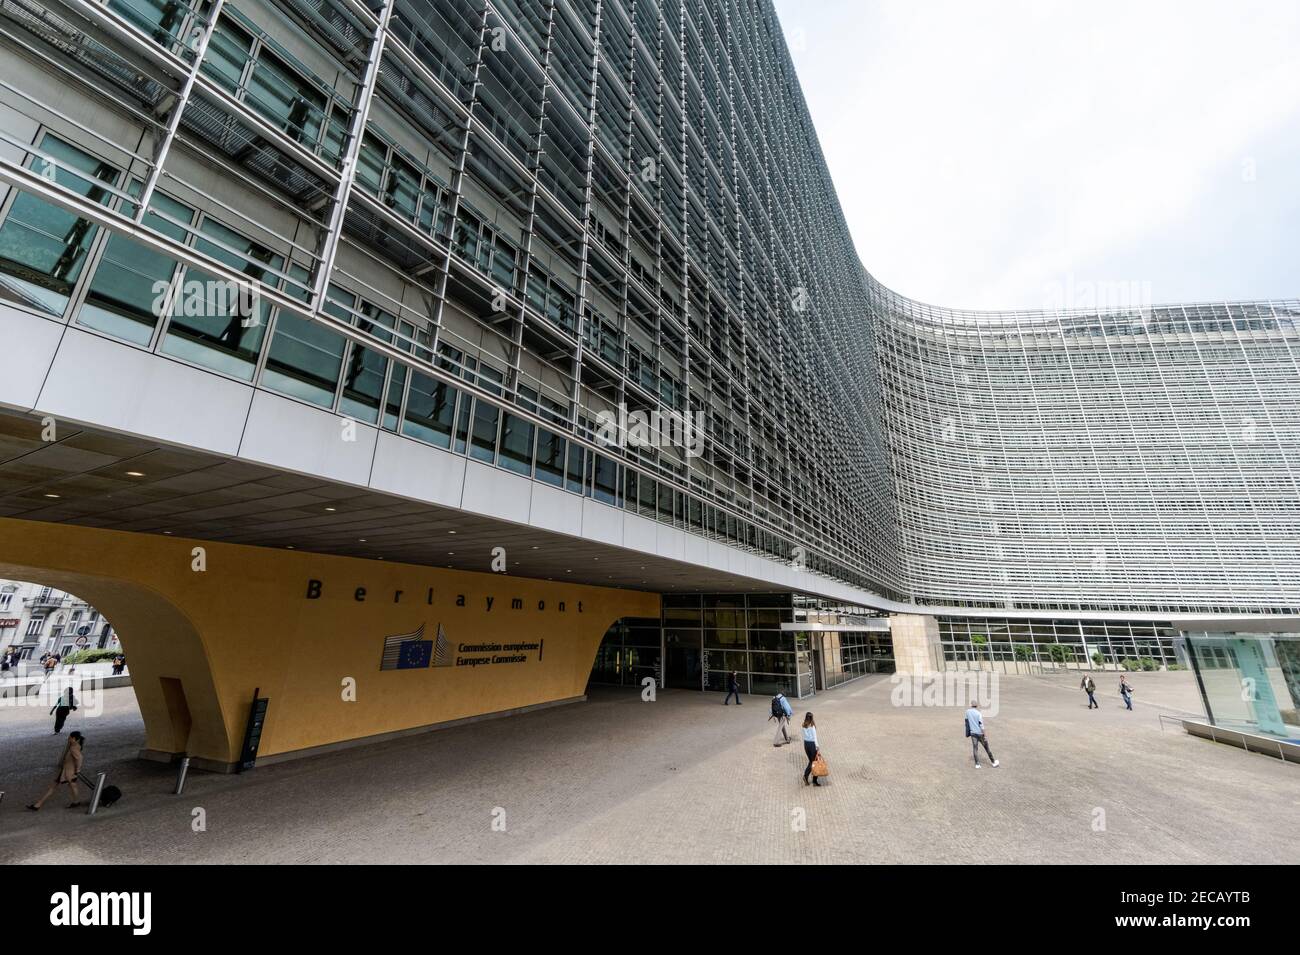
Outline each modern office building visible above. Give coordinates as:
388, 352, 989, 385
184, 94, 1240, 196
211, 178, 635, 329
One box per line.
0, 0, 1295, 766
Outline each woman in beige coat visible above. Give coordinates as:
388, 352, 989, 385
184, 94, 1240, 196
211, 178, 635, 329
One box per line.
27, 731, 85, 810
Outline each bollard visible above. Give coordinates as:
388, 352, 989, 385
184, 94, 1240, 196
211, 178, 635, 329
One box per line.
174, 756, 191, 796
87, 772, 107, 815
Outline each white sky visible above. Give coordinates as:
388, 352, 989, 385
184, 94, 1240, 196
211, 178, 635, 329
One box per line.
772, 0, 1300, 310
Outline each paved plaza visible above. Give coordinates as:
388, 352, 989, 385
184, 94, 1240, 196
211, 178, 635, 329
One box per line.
0, 670, 1296, 864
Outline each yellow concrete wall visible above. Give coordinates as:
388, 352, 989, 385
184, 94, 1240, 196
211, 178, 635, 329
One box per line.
0, 518, 660, 767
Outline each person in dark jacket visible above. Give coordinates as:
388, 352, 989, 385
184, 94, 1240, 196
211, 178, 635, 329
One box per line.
723, 670, 742, 705
50, 686, 78, 733
1081, 674, 1099, 709
1119, 674, 1134, 711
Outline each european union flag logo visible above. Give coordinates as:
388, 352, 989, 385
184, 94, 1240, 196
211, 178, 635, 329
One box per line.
381, 623, 427, 670
398, 639, 433, 669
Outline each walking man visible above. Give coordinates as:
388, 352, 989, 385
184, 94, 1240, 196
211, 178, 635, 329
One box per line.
964, 700, 1000, 769
770, 691, 793, 746
723, 670, 742, 705
1081, 674, 1099, 709
1119, 674, 1134, 711
50, 686, 78, 734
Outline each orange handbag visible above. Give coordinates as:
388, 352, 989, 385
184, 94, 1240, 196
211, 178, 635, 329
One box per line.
811, 751, 829, 777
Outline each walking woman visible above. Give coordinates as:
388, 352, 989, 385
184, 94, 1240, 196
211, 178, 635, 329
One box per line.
27, 731, 85, 811
801, 712, 822, 787
1119, 674, 1134, 711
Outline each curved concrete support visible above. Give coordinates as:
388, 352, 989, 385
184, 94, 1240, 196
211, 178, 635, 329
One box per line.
0, 518, 660, 770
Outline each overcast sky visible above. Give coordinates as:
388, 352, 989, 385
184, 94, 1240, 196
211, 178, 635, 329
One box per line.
772, 0, 1300, 310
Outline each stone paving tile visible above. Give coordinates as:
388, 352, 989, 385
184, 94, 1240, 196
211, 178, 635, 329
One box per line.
0, 673, 1295, 864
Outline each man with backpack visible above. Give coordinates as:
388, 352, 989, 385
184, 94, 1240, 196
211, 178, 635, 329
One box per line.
770, 691, 793, 746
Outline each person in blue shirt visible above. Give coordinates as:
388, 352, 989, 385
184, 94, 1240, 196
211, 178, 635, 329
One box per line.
801, 712, 823, 786
771, 692, 794, 746
964, 700, 999, 769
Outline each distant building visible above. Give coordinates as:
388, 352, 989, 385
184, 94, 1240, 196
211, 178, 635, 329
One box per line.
0, 581, 117, 660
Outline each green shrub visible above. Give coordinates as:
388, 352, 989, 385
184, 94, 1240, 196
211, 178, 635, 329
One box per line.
1167, 663, 1184, 671
1013, 644, 1032, 661
1047, 644, 1071, 663
58, 648, 119, 665
1139, 656, 1158, 671
971, 634, 987, 646
1091, 650, 1104, 666
1121, 658, 1142, 671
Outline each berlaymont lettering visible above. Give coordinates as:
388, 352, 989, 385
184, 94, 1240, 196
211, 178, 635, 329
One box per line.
305, 579, 585, 615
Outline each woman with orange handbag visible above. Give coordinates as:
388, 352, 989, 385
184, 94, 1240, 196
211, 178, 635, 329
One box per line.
801, 712, 823, 787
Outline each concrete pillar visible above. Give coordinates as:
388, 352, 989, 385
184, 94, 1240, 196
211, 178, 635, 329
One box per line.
890, 614, 940, 675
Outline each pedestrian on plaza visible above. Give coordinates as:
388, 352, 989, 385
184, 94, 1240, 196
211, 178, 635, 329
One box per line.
1, 650, 9, 673
801, 712, 823, 786
26, 731, 85, 811
1081, 674, 1099, 709
964, 700, 1000, 769
50, 686, 78, 734
42, 654, 58, 680
723, 670, 742, 705
770, 691, 793, 746
1119, 674, 1134, 711
111, 654, 125, 676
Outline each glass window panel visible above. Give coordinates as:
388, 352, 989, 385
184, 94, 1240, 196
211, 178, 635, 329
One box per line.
261, 311, 346, 406
566, 442, 584, 493
469, 398, 500, 463
202, 18, 253, 94
402, 371, 457, 447
356, 133, 386, 195
161, 268, 268, 378
338, 341, 386, 423
383, 362, 407, 431
499, 412, 534, 475
592, 453, 618, 504
0, 137, 118, 314
80, 193, 193, 345
535, 427, 565, 486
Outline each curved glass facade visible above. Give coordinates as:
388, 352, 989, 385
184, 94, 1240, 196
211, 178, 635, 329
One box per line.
874, 285, 1300, 616
0, 0, 1294, 619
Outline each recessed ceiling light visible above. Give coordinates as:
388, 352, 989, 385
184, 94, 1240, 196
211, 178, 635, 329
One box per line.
447, 530, 456, 534
125, 471, 145, 477
325, 507, 336, 512
566, 569, 572, 573
163, 531, 173, 535
44, 493, 60, 498
286, 545, 295, 549
531, 546, 539, 550
447, 552, 455, 555
358, 538, 367, 542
